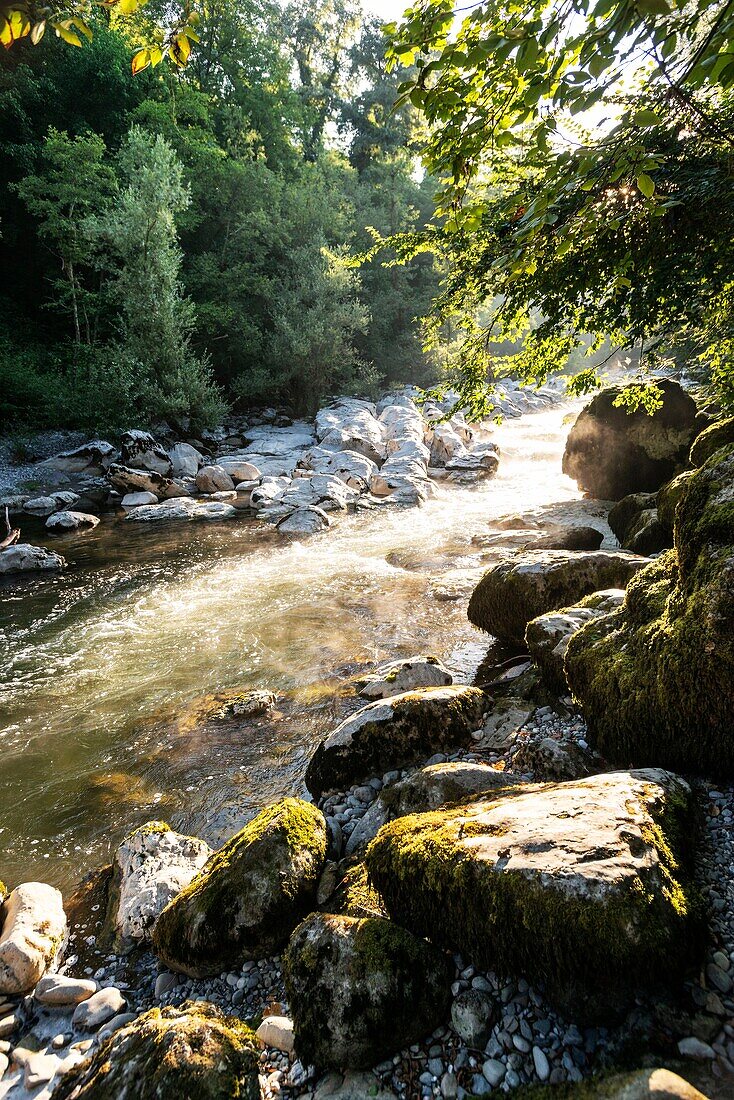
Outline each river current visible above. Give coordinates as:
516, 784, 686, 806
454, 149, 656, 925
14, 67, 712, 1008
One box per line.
0, 403, 583, 890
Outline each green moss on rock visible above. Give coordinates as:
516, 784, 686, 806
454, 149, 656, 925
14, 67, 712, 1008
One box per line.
514, 1068, 708, 1099
284, 911, 453, 1069
565, 447, 734, 778
152, 797, 327, 977
365, 770, 700, 1022
305, 686, 486, 798
52, 1001, 260, 1100
689, 415, 734, 467
657, 471, 694, 536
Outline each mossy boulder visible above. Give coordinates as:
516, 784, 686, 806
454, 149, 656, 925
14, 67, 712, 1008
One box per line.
608, 493, 658, 543
689, 415, 734, 467
525, 589, 625, 695
516, 1068, 709, 1099
305, 686, 486, 798
657, 471, 694, 535
152, 797, 327, 977
53, 1001, 260, 1099
565, 446, 734, 778
284, 911, 453, 1069
366, 769, 700, 1021
468, 550, 647, 646
562, 381, 700, 499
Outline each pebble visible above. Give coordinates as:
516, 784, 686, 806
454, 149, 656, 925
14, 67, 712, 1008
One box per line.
72, 987, 127, 1030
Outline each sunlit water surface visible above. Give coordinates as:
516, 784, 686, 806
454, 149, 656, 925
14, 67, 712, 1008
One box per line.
0, 404, 582, 889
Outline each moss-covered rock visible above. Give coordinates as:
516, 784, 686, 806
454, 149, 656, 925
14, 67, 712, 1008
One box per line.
562, 381, 700, 499
515, 1068, 708, 1099
328, 861, 386, 918
53, 1001, 260, 1099
657, 471, 694, 535
608, 494, 670, 555
152, 797, 327, 977
689, 415, 734, 467
608, 494, 658, 544
284, 912, 453, 1069
382, 761, 512, 815
305, 686, 486, 798
525, 589, 625, 694
468, 550, 647, 646
565, 446, 734, 778
366, 769, 700, 1021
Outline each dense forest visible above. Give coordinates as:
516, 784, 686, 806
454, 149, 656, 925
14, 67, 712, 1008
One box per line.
0, 0, 445, 430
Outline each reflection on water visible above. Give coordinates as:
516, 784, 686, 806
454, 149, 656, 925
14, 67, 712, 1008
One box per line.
0, 404, 581, 890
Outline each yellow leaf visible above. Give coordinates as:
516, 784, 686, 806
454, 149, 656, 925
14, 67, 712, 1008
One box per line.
30, 19, 46, 43
170, 31, 191, 66
149, 45, 163, 65
71, 17, 92, 39
0, 16, 12, 46
184, 26, 199, 42
131, 47, 150, 73
116, 0, 139, 12
56, 23, 82, 45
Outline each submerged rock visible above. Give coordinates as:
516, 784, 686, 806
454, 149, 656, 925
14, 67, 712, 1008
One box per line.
0, 882, 67, 995
566, 445, 734, 778
356, 655, 453, 699
525, 589, 625, 694
153, 798, 327, 977
468, 549, 646, 646
366, 769, 699, 1020
53, 1002, 260, 1100
45, 510, 100, 531
562, 380, 701, 499
305, 685, 486, 798
284, 912, 453, 1070
108, 820, 212, 950
0, 544, 66, 575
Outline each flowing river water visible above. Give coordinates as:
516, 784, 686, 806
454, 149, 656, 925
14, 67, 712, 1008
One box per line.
0, 403, 587, 892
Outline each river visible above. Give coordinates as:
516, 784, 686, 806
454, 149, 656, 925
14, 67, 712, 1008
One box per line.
0, 403, 583, 891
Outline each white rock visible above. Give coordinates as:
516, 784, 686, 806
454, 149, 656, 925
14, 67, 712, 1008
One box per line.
0, 882, 67, 995
72, 987, 127, 1030
23, 496, 58, 516
125, 498, 236, 523
35, 975, 97, 1006
39, 441, 116, 474
0, 544, 66, 575
277, 506, 331, 535
121, 491, 158, 509
45, 510, 99, 531
168, 442, 204, 478
120, 430, 172, 475
216, 457, 261, 483
256, 1015, 295, 1053
358, 656, 453, 699
111, 821, 211, 948
195, 465, 235, 493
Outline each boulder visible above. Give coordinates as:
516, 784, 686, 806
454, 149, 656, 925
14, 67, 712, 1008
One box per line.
53, 1002, 260, 1100
168, 442, 204, 478
323, 449, 378, 490
23, 495, 58, 515
216, 457, 261, 483
608, 493, 658, 543
366, 769, 699, 1020
152, 798, 327, 977
121, 491, 158, 509
531, 526, 604, 551
256, 1014, 295, 1053
121, 430, 172, 475
428, 423, 467, 467
0, 882, 67, 995
525, 589, 625, 694
382, 760, 513, 816
562, 380, 700, 499
108, 821, 212, 950
73, 986, 127, 1029
531, 1069, 709, 1099
277, 506, 331, 535
657, 471, 694, 534
690, 415, 734, 466
0, 544, 66, 575
45, 510, 100, 532
451, 988, 495, 1048
357, 656, 453, 699
195, 464, 235, 493
35, 974, 97, 1006
565, 446, 734, 778
39, 440, 116, 474
468, 550, 647, 646
284, 912, 453, 1070
512, 735, 597, 781
305, 685, 486, 798
125, 498, 236, 522
108, 463, 189, 500
444, 445, 499, 484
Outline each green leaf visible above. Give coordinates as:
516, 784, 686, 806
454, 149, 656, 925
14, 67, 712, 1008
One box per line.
633, 109, 662, 126
637, 173, 655, 197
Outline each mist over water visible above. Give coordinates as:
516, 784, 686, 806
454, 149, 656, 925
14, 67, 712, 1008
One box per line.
0, 404, 582, 890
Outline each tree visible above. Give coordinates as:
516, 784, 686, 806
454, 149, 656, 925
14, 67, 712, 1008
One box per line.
386, 0, 734, 411
13, 127, 116, 344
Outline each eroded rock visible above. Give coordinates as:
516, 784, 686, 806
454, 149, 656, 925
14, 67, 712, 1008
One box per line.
0, 882, 67, 995
525, 589, 625, 694
356, 656, 453, 699
0, 544, 66, 575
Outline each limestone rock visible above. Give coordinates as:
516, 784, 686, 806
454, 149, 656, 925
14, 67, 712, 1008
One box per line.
566, 445, 734, 778
216, 456, 261, 483
256, 1015, 295, 1053
531, 526, 604, 551
366, 769, 699, 1020
72, 986, 127, 1029
608, 492, 658, 544
108, 463, 189, 500
121, 491, 158, 509
153, 798, 327, 977
54, 1002, 260, 1100
196, 464, 236, 493
0, 544, 66, 575
468, 550, 646, 646
563, 380, 701, 499
277, 506, 331, 535
383, 761, 512, 816
284, 912, 453, 1070
168, 442, 204, 478
657, 471, 694, 534
121, 430, 172, 475
0, 882, 67, 995
305, 685, 486, 798
23, 495, 58, 515
109, 821, 212, 949
35, 974, 97, 1006
536, 1068, 710, 1099
525, 589, 625, 694
45, 510, 99, 532
690, 415, 734, 466
512, 736, 596, 781
40, 440, 116, 474
125, 498, 236, 523
357, 656, 453, 699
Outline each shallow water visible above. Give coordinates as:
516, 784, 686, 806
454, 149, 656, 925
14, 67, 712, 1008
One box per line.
0, 404, 583, 891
